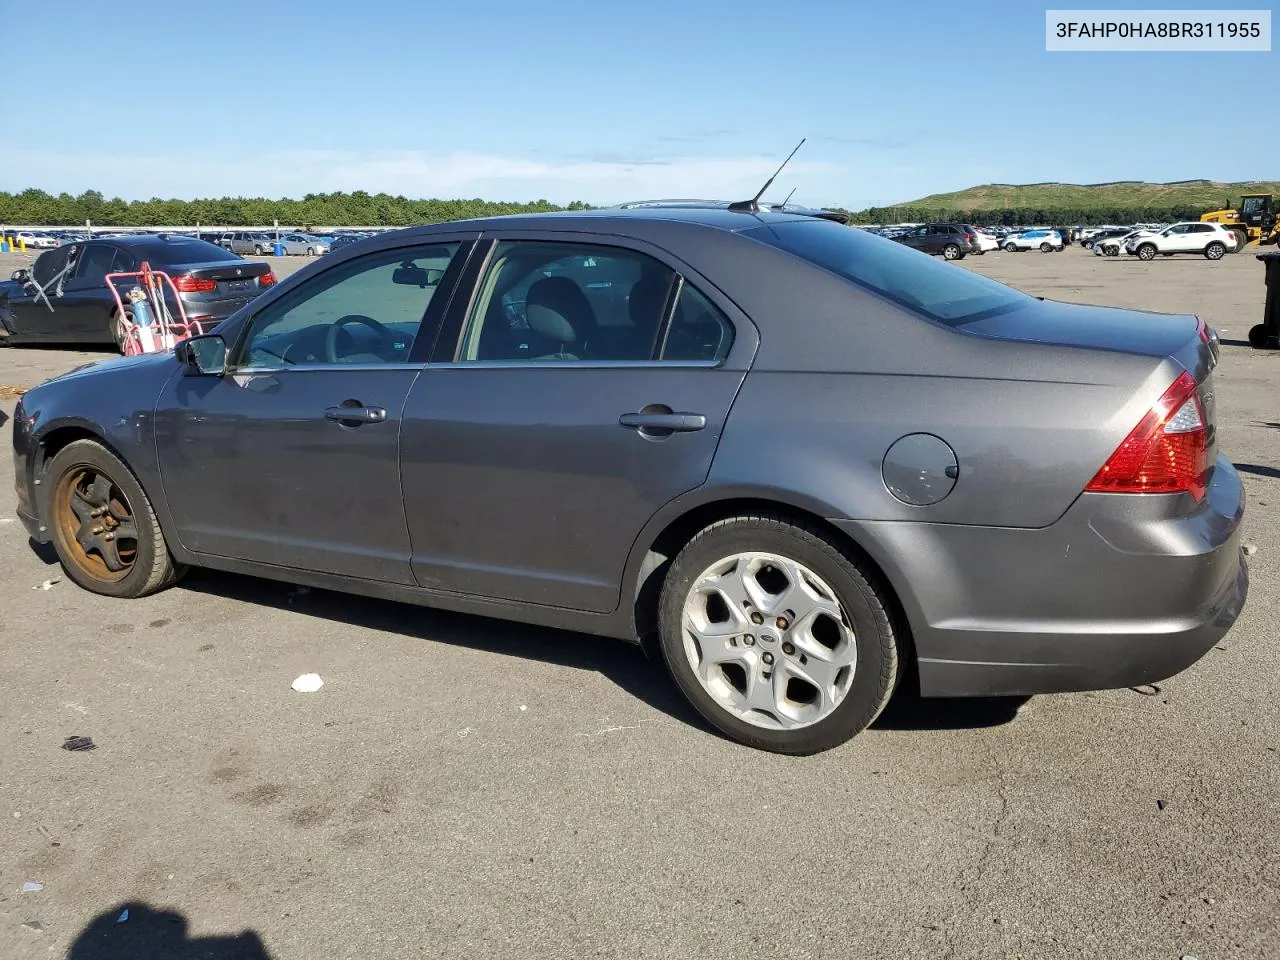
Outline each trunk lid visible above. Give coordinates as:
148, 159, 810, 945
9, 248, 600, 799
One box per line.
174, 259, 273, 299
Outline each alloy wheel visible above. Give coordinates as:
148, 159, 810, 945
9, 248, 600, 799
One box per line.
681, 552, 857, 730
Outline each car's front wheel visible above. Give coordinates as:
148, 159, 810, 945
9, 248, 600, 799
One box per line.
46, 440, 184, 599
254, 245, 264, 255
658, 515, 900, 754
1204, 242, 1225, 260
1137, 244, 1157, 261
1039, 242, 1052, 252
1004, 242, 1018, 252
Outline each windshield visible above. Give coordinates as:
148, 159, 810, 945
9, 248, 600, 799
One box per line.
748, 221, 1029, 325
1241, 197, 1266, 215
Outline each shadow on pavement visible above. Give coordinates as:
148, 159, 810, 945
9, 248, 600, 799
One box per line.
874, 688, 1030, 731
67, 902, 270, 959
1235, 462, 1280, 480
27, 538, 59, 565
182, 568, 709, 731
181, 569, 1030, 736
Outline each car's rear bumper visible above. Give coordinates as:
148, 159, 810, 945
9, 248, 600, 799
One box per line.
833, 457, 1248, 698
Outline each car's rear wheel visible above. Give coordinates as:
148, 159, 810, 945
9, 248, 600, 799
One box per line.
942, 243, 961, 260
1204, 242, 1225, 260
46, 440, 183, 599
1230, 228, 1249, 253
1137, 244, 1157, 261
658, 515, 900, 754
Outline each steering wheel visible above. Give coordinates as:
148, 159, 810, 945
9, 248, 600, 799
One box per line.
325, 314, 397, 363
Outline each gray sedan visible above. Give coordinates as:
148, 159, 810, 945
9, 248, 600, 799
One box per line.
10, 208, 1248, 753
277, 233, 330, 256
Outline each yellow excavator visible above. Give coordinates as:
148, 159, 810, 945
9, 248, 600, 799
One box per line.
1200, 194, 1279, 253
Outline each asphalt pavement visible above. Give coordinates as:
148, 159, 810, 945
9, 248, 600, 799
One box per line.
1, 245, 1277, 960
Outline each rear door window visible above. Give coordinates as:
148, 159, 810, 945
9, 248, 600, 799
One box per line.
72, 244, 119, 285
748, 220, 1029, 325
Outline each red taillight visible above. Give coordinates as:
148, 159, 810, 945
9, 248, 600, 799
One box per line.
259, 272, 276, 287
1085, 371, 1208, 501
173, 275, 216, 293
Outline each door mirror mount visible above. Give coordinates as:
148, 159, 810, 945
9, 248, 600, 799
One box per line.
177, 334, 227, 375
11, 268, 30, 284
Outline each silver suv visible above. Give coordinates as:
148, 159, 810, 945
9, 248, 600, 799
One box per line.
218, 232, 275, 256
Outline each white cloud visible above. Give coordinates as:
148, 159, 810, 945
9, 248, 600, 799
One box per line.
2, 149, 846, 207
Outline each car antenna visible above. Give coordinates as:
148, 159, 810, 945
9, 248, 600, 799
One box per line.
779, 187, 797, 208
728, 138, 806, 213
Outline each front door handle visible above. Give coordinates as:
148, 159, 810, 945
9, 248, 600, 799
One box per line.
619, 411, 707, 433
324, 404, 387, 425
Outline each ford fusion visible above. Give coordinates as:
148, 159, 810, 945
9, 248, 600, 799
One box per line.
11, 208, 1248, 753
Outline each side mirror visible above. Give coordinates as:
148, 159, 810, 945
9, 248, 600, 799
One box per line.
11, 268, 30, 284
177, 334, 227, 375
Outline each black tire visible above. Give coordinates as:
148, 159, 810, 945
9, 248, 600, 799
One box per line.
1248, 324, 1277, 349
1039, 242, 1052, 253
942, 243, 961, 260
1204, 242, 1225, 261
1230, 228, 1249, 253
657, 515, 900, 754
253, 245, 264, 255
1137, 244, 1157, 261
1004, 242, 1018, 252
1083, 240, 1094, 249
44, 439, 184, 599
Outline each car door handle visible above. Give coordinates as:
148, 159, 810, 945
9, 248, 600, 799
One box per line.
324, 405, 387, 424
619, 411, 707, 432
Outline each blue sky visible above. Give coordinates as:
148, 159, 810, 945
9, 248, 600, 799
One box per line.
8, 0, 1275, 208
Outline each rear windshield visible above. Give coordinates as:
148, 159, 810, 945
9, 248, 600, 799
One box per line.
748, 220, 1029, 325
146, 238, 240, 265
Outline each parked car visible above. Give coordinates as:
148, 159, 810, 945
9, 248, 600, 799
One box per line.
14, 231, 59, 249
1081, 227, 1132, 249
1096, 229, 1153, 257
1003, 229, 1064, 252
1125, 222, 1239, 261
277, 233, 330, 256
9, 208, 1247, 754
0, 235, 275, 351
891, 222, 975, 259
218, 232, 277, 256
970, 230, 1000, 254
327, 234, 368, 254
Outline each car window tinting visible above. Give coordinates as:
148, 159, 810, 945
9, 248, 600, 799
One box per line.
459, 241, 677, 363
152, 239, 239, 265
73, 244, 118, 284
663, 283, 734, 362
31, 246, 74, 286
749, 220, 1029, 325
237, 243, 459, 368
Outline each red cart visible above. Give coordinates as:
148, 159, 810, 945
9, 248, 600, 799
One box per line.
105, 261, 213, 356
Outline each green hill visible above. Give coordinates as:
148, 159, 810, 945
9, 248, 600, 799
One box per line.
899, 179, 1279, 212
848, 179, 1280, 226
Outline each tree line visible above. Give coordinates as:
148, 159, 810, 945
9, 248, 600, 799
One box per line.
0, 188, 1225, 228
0, 189, 589, 227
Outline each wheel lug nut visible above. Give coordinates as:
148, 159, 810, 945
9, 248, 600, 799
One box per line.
775, 617, 789, 630
762, 652, 775, 665
104, 533, 115, 541
782, 642, 796, 656
749, 612, 764, 625
743, 635, 755, 646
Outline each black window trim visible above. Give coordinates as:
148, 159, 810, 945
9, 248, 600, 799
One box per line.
430, 230, 744, 369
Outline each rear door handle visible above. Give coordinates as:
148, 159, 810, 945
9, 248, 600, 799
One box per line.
619, 411, 707, 433
324, 405, 387, 425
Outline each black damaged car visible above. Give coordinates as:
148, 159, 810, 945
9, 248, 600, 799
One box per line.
0, 234, 275, 352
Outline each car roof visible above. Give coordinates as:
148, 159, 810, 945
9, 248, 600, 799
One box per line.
88, 234, 232, 259
391, 206, 828, 238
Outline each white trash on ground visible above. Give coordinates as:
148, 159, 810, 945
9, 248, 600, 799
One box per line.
291, 674, 324, 693
32, 578, 60, 591
21, 881, 43, 893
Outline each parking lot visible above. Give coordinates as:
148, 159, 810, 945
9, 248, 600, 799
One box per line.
1, 245, 1277, 959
